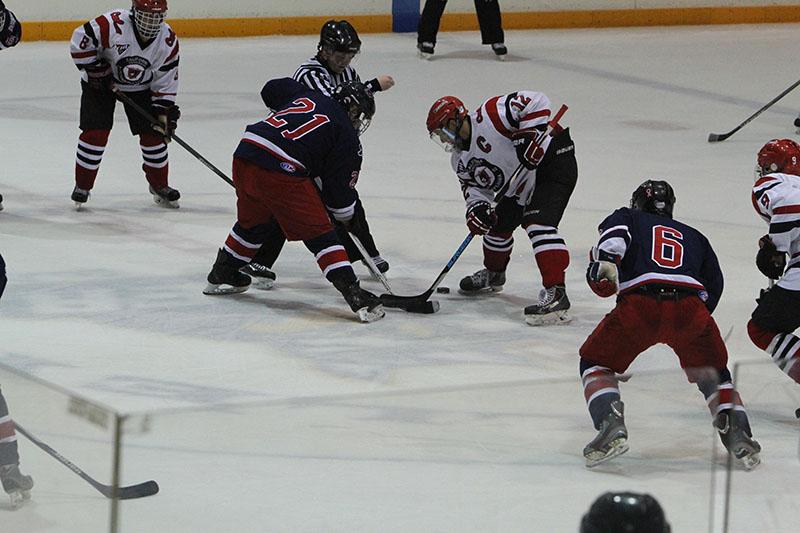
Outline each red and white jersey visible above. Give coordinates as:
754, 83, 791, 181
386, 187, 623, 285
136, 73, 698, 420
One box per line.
752, 172, 800, 290
70, 9, 179, 104
451, 91, 553, 210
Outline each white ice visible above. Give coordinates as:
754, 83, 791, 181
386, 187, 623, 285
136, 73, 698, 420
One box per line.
1, 23, 799, 532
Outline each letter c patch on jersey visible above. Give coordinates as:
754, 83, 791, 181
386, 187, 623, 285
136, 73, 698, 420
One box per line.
476, 135, 492, 153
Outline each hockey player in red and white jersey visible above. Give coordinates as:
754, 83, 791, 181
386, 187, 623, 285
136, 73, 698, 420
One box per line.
69, 0, 181, 208
426, 91, 578, 325
748, 139, 800, 392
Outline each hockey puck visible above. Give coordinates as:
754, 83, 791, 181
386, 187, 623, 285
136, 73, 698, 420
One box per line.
436, 287, 450, 294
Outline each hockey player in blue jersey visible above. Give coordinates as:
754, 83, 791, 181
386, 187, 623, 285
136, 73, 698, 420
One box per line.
579, 180, 761, 469
202, 78, 385, 322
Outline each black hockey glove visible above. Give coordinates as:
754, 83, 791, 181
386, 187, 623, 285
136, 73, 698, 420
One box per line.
756, 235, 786, 280
512, 130, 545, 170
152, 103, 180, 143
466, 201, 497, 235
85, 61, 113, 91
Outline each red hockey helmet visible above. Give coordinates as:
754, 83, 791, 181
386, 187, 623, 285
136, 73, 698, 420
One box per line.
132, 0, 167, 40
426, 96, 468, 152
757, 138, 800, 177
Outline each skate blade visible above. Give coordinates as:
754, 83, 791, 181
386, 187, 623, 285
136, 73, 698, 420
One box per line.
356, 305, 385, 323
495, 55, 507, 61
418, 51, 432, 60
249, 278, 274, 291
153, 196, 180, 209
74, 202, 86, 211
457, 286, 504, 296
585, 439, 629, 468
203, 283, 249, 295
735, 449, 761, 470
8, 489, 30, 509
525, 309, 572, 327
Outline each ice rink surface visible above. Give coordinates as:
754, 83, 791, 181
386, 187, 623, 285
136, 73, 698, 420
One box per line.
1, 22, 800, 532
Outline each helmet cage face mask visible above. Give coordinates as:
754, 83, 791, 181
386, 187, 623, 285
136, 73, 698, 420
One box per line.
333, 81, 375, 137
132, 2, 166, 40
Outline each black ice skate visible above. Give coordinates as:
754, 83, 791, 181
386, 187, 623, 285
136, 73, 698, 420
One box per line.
0, 464, 34, 509
714, 410, 761, 470
491, 43, 508, 61
240, 261, 276, 290
0, 193, 4, 211
71, 186, 90, 210
203, 249, 252, 295
334, 279, 385, 323
149, 185, 180, 208
459, 269, 505, 295
524, 285, 571, 326
583, 400, 629, 468
417, 41, 434, 60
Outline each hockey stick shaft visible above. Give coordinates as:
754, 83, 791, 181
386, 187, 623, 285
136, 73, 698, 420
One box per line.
349, 232, 393, 294
15, 422, 159, 500
708, 78, 800, 142
380, 233, 474, 304
113, 88, 234, 186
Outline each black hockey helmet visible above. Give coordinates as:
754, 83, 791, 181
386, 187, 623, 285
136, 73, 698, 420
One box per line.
318, 20, 361, 54
630, 179, 676, 218
333, 81, 375, 136
580, 491, 671, 533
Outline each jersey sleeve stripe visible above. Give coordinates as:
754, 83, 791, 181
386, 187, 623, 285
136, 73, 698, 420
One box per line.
158, 59, 179, 72
484, 96, 513, 139
82, 22, 99, 48
773, 204, 800, 214
94, 15, 110, 49
165, 39, 179, 62
71, 50, 96, 59
769, 219, 800, 234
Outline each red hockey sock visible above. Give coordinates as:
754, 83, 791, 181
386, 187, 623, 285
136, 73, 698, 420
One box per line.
482, 231, 513, 272
139, 134, 169, 189
75, 129, 110, 190
534, 248, 570, 287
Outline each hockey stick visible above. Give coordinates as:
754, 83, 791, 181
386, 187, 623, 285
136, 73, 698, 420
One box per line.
349, 232, 439, 313
379, 233, 474, 307
708, 78, 800, 142
14, 422, 159, 500
112, 88, 234, 186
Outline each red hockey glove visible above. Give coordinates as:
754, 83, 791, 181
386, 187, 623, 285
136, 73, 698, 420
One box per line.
586, 260, 618, 297
512, 130, 545, 170
756, 235, 786, 279
85, 61, 113, 91
466, 202, 497, 235
152, 104, 181, 143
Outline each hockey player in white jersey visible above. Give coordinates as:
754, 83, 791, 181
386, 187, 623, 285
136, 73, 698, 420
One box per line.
69, 0, 181, 208
426, 91, 578, 325
244, 20, 395, 287
748, 139, 800, 394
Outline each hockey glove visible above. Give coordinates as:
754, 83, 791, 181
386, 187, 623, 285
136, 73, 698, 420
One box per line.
586, 260, 618, 298
153, 104, 181, 143
756, 235, 786, 279
512, 130, 545, 170
85, 61, 113, 91
466, 201, 497, 235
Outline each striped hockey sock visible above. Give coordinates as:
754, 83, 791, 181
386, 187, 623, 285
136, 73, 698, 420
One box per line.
139, 134, 169, 189
482, 232, 513, 272
581, 361, 621, 429
748, 320, 800, 384
304, 231, 357, 285
74, 129, 110, 190
526, 224, 569, 287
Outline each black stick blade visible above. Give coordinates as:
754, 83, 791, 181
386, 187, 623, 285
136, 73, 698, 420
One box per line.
405, 300, 439, 314
708, 132, 727, 143
101, 480, 160, 500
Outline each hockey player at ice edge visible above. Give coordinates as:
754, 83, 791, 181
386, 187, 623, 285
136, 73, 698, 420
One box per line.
579, 180, 761, 470
426, 91, 578, 325
748, 139, 800, 396
243, 20, 395, 290
0, 0, 22, 212
69, 0, 181, 209
203, 78, 385, 323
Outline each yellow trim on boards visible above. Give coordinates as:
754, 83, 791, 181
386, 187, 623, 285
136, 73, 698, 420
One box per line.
21, 6, 800, 41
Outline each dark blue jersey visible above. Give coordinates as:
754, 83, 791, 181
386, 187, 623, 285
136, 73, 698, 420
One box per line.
594, 207, 724, 312
0, 4, 21, 50
233, 78, 362, 217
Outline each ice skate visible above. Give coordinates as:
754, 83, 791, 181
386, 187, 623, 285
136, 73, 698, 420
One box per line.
240, 261, 276, 290
149, 185, 180, 208
71, 186, 90, 210
203, 249, 251, 295
0, 464, 33, 509
417, 42, 434, 60
583, 400, 629, 468
491, 43, 507, 61
0, 193, 4, 211
335, 279, 385, 323
524, 285, 571, 326
459, 269, 505, 295
714, 410, 762, 470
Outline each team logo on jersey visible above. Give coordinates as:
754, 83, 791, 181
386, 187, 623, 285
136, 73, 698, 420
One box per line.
115, 56, 152, 85
115, 44, 130, 55
464, 158, 503, 190
280, 162, 296, 173
476, 136, 492, 153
